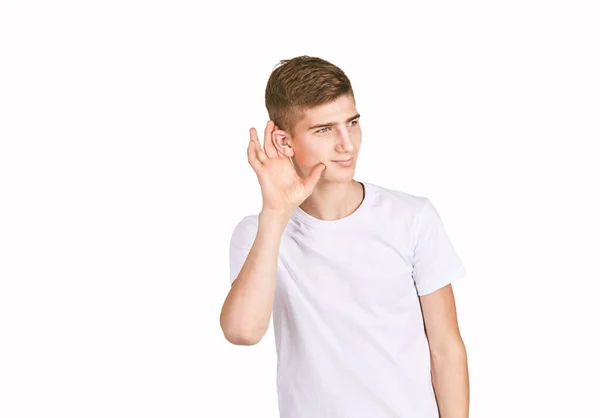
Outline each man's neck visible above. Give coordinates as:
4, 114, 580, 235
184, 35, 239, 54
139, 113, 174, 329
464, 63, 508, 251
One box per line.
298, 179, 364, 221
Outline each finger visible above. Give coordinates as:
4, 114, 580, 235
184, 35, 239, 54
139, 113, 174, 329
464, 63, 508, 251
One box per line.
247, 137, 262, 171
263, 120, 277, 159
303, 163, 326, 192
249, 126, 260, 145
249, 127, 268, 163
272, 124, 285, 158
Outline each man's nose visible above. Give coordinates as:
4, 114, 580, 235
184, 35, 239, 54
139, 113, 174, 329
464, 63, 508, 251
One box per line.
337, 129, 355, 152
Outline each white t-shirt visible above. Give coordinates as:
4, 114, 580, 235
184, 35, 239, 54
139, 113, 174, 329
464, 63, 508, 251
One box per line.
228, 181, 467, 418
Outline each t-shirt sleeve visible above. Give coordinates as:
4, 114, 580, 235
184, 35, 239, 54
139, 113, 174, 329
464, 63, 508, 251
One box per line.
411, 198, 467, 296
229, 215, 259, 285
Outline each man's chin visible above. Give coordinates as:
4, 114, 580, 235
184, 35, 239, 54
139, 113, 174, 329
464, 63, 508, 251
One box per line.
320, 168, 355, 182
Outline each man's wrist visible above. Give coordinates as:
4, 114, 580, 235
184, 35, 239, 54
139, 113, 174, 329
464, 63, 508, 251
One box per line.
259, 208, 292, 230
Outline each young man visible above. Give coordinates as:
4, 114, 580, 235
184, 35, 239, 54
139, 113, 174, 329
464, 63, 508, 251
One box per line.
220, 56, 469, 418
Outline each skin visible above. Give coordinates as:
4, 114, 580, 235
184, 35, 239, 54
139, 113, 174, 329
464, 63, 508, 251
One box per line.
420, 285, 470, 418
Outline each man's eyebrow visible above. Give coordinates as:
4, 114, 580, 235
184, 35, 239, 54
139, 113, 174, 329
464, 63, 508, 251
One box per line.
307, 113, 361, 130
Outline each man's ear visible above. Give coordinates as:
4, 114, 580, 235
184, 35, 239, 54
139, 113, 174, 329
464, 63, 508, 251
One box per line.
272, 127, 294, 158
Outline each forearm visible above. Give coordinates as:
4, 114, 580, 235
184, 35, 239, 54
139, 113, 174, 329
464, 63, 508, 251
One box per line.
431, 344, 470, 418
220, 210, 290, 345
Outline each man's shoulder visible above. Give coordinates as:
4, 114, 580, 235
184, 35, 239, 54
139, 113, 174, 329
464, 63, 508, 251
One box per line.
229, 214, 259, 246
367, 181, 429, 213
234, 213, 259, 227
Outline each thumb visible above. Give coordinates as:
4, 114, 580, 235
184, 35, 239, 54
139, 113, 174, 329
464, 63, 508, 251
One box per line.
303, 163, 326, 192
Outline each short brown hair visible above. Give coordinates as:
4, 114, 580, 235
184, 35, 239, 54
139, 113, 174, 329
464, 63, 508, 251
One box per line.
265, 55, 355, 135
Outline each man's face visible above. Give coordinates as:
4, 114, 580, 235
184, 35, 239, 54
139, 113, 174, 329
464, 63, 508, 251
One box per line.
274, 94, 362, 183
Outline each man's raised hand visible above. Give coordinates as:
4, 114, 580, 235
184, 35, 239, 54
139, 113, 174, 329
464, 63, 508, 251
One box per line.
247, 120, 326, 215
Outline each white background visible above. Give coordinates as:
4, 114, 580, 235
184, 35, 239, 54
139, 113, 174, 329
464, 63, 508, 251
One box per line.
1, 1, 598, 417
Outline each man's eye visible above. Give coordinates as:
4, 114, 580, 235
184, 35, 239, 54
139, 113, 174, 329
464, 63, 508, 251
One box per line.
350, 120, 359, 126
317, 127, 330, 134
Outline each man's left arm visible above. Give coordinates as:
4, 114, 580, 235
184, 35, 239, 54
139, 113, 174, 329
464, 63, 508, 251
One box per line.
419, 283, 469, 418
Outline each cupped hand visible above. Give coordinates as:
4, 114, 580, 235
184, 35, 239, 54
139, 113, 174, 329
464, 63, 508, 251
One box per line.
247, 120, 326, 215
